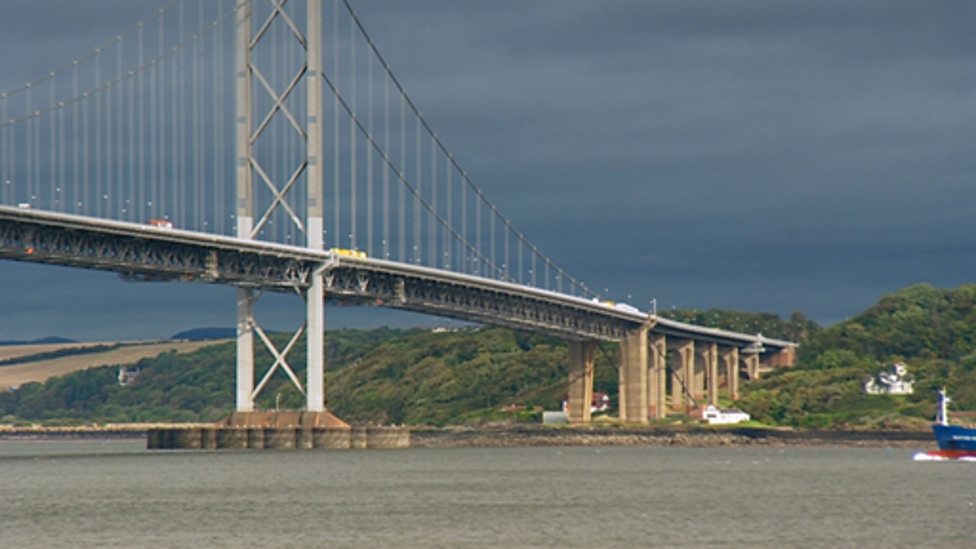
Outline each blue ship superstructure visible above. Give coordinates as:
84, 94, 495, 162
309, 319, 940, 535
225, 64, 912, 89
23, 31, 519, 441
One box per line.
930, 388, 976, 458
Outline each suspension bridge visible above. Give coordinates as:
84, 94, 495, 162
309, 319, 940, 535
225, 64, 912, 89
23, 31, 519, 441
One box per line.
0, 0, 793, 425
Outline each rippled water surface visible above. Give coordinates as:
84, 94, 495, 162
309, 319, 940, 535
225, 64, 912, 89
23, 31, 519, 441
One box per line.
0, 438, 973, 547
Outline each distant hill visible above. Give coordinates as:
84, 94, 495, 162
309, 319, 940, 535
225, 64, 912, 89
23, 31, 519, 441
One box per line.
660, 309, 818, 343
0, 327, 604, 424
13, 291, 963, 430
171, 328, 237, 341
0, 336, 76, 347
739, 284, 976, 429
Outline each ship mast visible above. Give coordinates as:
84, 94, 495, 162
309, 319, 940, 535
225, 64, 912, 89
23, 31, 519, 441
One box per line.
937, 387, 950, 426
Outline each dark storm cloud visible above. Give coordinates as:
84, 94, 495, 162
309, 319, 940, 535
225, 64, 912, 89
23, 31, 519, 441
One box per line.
1, 1, 974, 339
350, 0, 976, 322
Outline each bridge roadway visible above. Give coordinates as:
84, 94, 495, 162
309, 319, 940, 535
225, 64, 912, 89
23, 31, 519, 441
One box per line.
0, 205, 795, 422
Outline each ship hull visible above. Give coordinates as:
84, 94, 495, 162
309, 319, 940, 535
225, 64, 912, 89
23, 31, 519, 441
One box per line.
920, 449, 976, 460
933, 424, 976, 453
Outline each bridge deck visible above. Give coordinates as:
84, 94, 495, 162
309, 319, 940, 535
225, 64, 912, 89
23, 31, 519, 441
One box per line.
0, 206, 794, 350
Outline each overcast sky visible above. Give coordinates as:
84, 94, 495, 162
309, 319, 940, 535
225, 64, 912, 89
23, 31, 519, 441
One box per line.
1, 0, 974, 341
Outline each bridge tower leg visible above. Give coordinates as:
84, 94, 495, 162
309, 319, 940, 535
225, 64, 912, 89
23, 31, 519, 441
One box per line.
648, 334, 667, 420
721, 346, 739, 401
618, 326, 648, 424
236, 289, 255, 412
567, 340, 597, 424
234, 1, 254, 413
305, 0, 325, 412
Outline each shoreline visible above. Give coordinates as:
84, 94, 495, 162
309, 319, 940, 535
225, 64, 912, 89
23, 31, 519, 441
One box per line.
410, 425, 932, 449
0, 423, 934, 449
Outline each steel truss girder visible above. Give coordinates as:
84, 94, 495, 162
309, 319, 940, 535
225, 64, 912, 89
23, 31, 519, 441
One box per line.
323, 266, 634, 342
1, 215, 790, 351
0, 218, 311, 288
0, 216, 634, 341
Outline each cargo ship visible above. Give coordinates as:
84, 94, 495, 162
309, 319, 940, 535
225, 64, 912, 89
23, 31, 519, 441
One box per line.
922, 388, 976, 460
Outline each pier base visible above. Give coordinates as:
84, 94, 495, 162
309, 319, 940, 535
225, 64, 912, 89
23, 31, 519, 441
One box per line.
147, 410, 409, 450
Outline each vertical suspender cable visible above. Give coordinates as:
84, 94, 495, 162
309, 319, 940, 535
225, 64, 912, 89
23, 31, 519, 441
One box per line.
491, 210, 496, 280
383, 70, 389, 258
414, 108, 420, 263
504, 228, 509, 279
49, 76, 56, 210
83, 83, 90, 213
476, 197, 481, 275
1, 94, 5, 204
532, 252, 537, 287
116, 38, 123, 219
214, 3, 223, 234
446, 153, 451, 269
194, 1, 202, 231
349, 13, 357, 250
26, 84, 32, 205
0, 94, 4, 205
461, 157, 466, 272
127, 44, 134, 220
59, 94, 66, 212
73, 64, 79, 212
169, 9, 179, 221
366, 41, 373, 256
139, 24, 147, 221
105, 43, 112, 216
106, 52, 112, 217
155, 11, 164, 220
178, 3, 187, 223
518, 238, 523, 284
271, 18, 279, 241
35, 93, 41, 206
398, 92, 405, 261
332, 0, 340, 247
430, 134, 436, 266
177, 1, 185, 225
95, 52, 102, 217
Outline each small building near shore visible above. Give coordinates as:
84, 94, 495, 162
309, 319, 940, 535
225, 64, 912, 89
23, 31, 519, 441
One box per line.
701, 405, 750, 425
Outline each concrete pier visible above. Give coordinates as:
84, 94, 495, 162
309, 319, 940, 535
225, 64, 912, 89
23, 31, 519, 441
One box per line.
669, 339, 694, 412
566, 340, 597, 424
648, 334, 667, 420
147, 410, 409, 450
743, 352, 760, 381
701, 342, 718, 406
721, 346, 740, 400
618, 326, 648, 423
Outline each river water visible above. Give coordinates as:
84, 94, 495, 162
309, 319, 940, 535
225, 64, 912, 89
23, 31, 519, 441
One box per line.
0, 439, 972, 547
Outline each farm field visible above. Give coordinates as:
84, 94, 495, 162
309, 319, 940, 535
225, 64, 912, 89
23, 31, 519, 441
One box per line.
0, 340, 226, 390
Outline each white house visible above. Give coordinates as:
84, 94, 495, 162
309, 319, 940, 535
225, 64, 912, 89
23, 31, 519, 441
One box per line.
864, 363, 914, 395
701, 405, 750, 425
118, 366, 140, 386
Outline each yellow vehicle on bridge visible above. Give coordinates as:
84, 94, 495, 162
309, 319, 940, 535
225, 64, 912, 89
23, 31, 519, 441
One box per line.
328, 247, 367, 259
